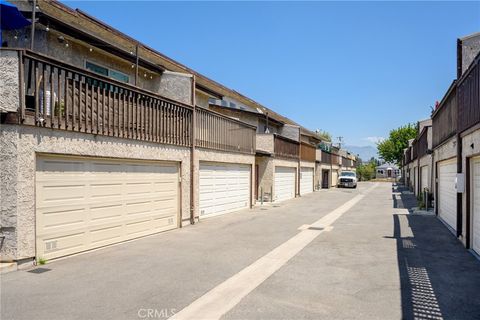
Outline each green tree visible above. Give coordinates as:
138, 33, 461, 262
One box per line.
377, 124, 417, 165
314, 130, 332, 142
356, 160, 377, 181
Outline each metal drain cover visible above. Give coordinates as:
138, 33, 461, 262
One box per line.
308, 226, 324, 231
28, 267, 51, 274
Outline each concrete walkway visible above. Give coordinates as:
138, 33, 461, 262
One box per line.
1, 182, 480, 320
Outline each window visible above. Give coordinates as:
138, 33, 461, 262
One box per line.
378, 170, 384, 174
85, 61, 130, 83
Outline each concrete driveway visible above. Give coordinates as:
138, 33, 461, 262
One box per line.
1, 182, 480, 320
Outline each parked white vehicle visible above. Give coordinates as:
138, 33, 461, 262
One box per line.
338, 171, 357, 188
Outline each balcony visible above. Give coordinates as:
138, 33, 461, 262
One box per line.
274, 134, 299, 159
255, 133, 299, 159
432, 83, 456, 148
458, 53, 480, 134
1, 49, 256, 154
300, 142, 316, 162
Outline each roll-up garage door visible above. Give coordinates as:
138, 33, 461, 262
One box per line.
199, 162, 250, 217
421, 166, 429, 192
437, 159, 457, 231
36, 155, 179, 260
300, 167, 314, 194
471, 157, 480, 254
275, 166, 296, 202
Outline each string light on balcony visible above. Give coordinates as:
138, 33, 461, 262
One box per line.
89, 47, 93, 52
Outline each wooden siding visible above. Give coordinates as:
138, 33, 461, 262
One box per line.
274, 135, 299, 159
458, 53, 480, 134
321, 151, 332, 164
195, 108, 256, 154
417, 127, 430, 158
432, 84, 457, 148
300, 142, 316, 162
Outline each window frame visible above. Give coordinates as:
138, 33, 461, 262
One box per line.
84, 60, 130, 84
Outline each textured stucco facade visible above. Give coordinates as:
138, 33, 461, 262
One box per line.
0, 50, 20, 113
3, 29, 192, 104
0, 125, 192, 261
256, 134, 274, 154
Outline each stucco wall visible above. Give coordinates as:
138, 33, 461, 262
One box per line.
0, 125, 191, 261
255, 156, 273, 201
256, 134, 274, 154
3, 28, 191, 104
0, 50, 20, 113
158, 71, 192, 105
315, 163, 332, 189
461, 34, 480, 75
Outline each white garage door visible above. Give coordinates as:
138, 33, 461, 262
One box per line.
36, 156, 179, 260
414, 166, 418, 195
438, 159, 457, 231
471, 157, 480, 254
199, 162, 250, 217
300, 167, 314, 195
421, 166, 429, 192
275, 166, 296, 202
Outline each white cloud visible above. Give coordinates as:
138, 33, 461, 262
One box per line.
364, 136, 385, 144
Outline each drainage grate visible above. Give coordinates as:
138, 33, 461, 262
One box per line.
308, 226, 324, 231
28, 267, 51, 274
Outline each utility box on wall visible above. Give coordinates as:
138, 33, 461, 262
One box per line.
456, 173, 465, 193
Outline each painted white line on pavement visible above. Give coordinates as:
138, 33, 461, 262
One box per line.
171, 183, 379, 320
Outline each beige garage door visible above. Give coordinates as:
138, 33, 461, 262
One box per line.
471, 157, 480, 254
36, 155, 179, 260
199, 162, 251, 217
438, 159, 457, 231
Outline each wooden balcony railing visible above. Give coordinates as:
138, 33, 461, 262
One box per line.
432, 83, 456, 148
341, 157, 351, 167
412, 141, 418, 160
196, 107, 256, 154
417, 127, 430, 158
331, 153, 340, 165
274, 134, 299, 159
6, 49, 256, 154
300, 142, 316, 162
18, 50, 192, 146
321, 150, 331, 164
458, 53, 480, 134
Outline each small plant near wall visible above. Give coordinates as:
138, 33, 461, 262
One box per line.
37, 257, 47, 265
417, 193, 425, 209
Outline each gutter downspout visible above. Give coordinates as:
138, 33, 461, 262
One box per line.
456, 132, 462, 238
190, 75, 196, 225
30, 0, 36, 50
297, 128, 301, 197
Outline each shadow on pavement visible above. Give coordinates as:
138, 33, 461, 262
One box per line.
390, 183, 480, 320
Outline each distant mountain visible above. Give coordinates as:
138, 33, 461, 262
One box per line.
344, 145, 378, 162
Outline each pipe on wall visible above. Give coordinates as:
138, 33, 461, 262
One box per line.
190, 75, 196, 225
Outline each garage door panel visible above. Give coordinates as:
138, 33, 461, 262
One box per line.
472, 158, 480, 254
199, 163, 250, 216
438, 160, 457, 231
300, 167, 314, 195
36, 156, 178, 260
275, 166, 296, 202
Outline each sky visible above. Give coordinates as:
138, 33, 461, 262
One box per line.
64, 1, 480, 147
